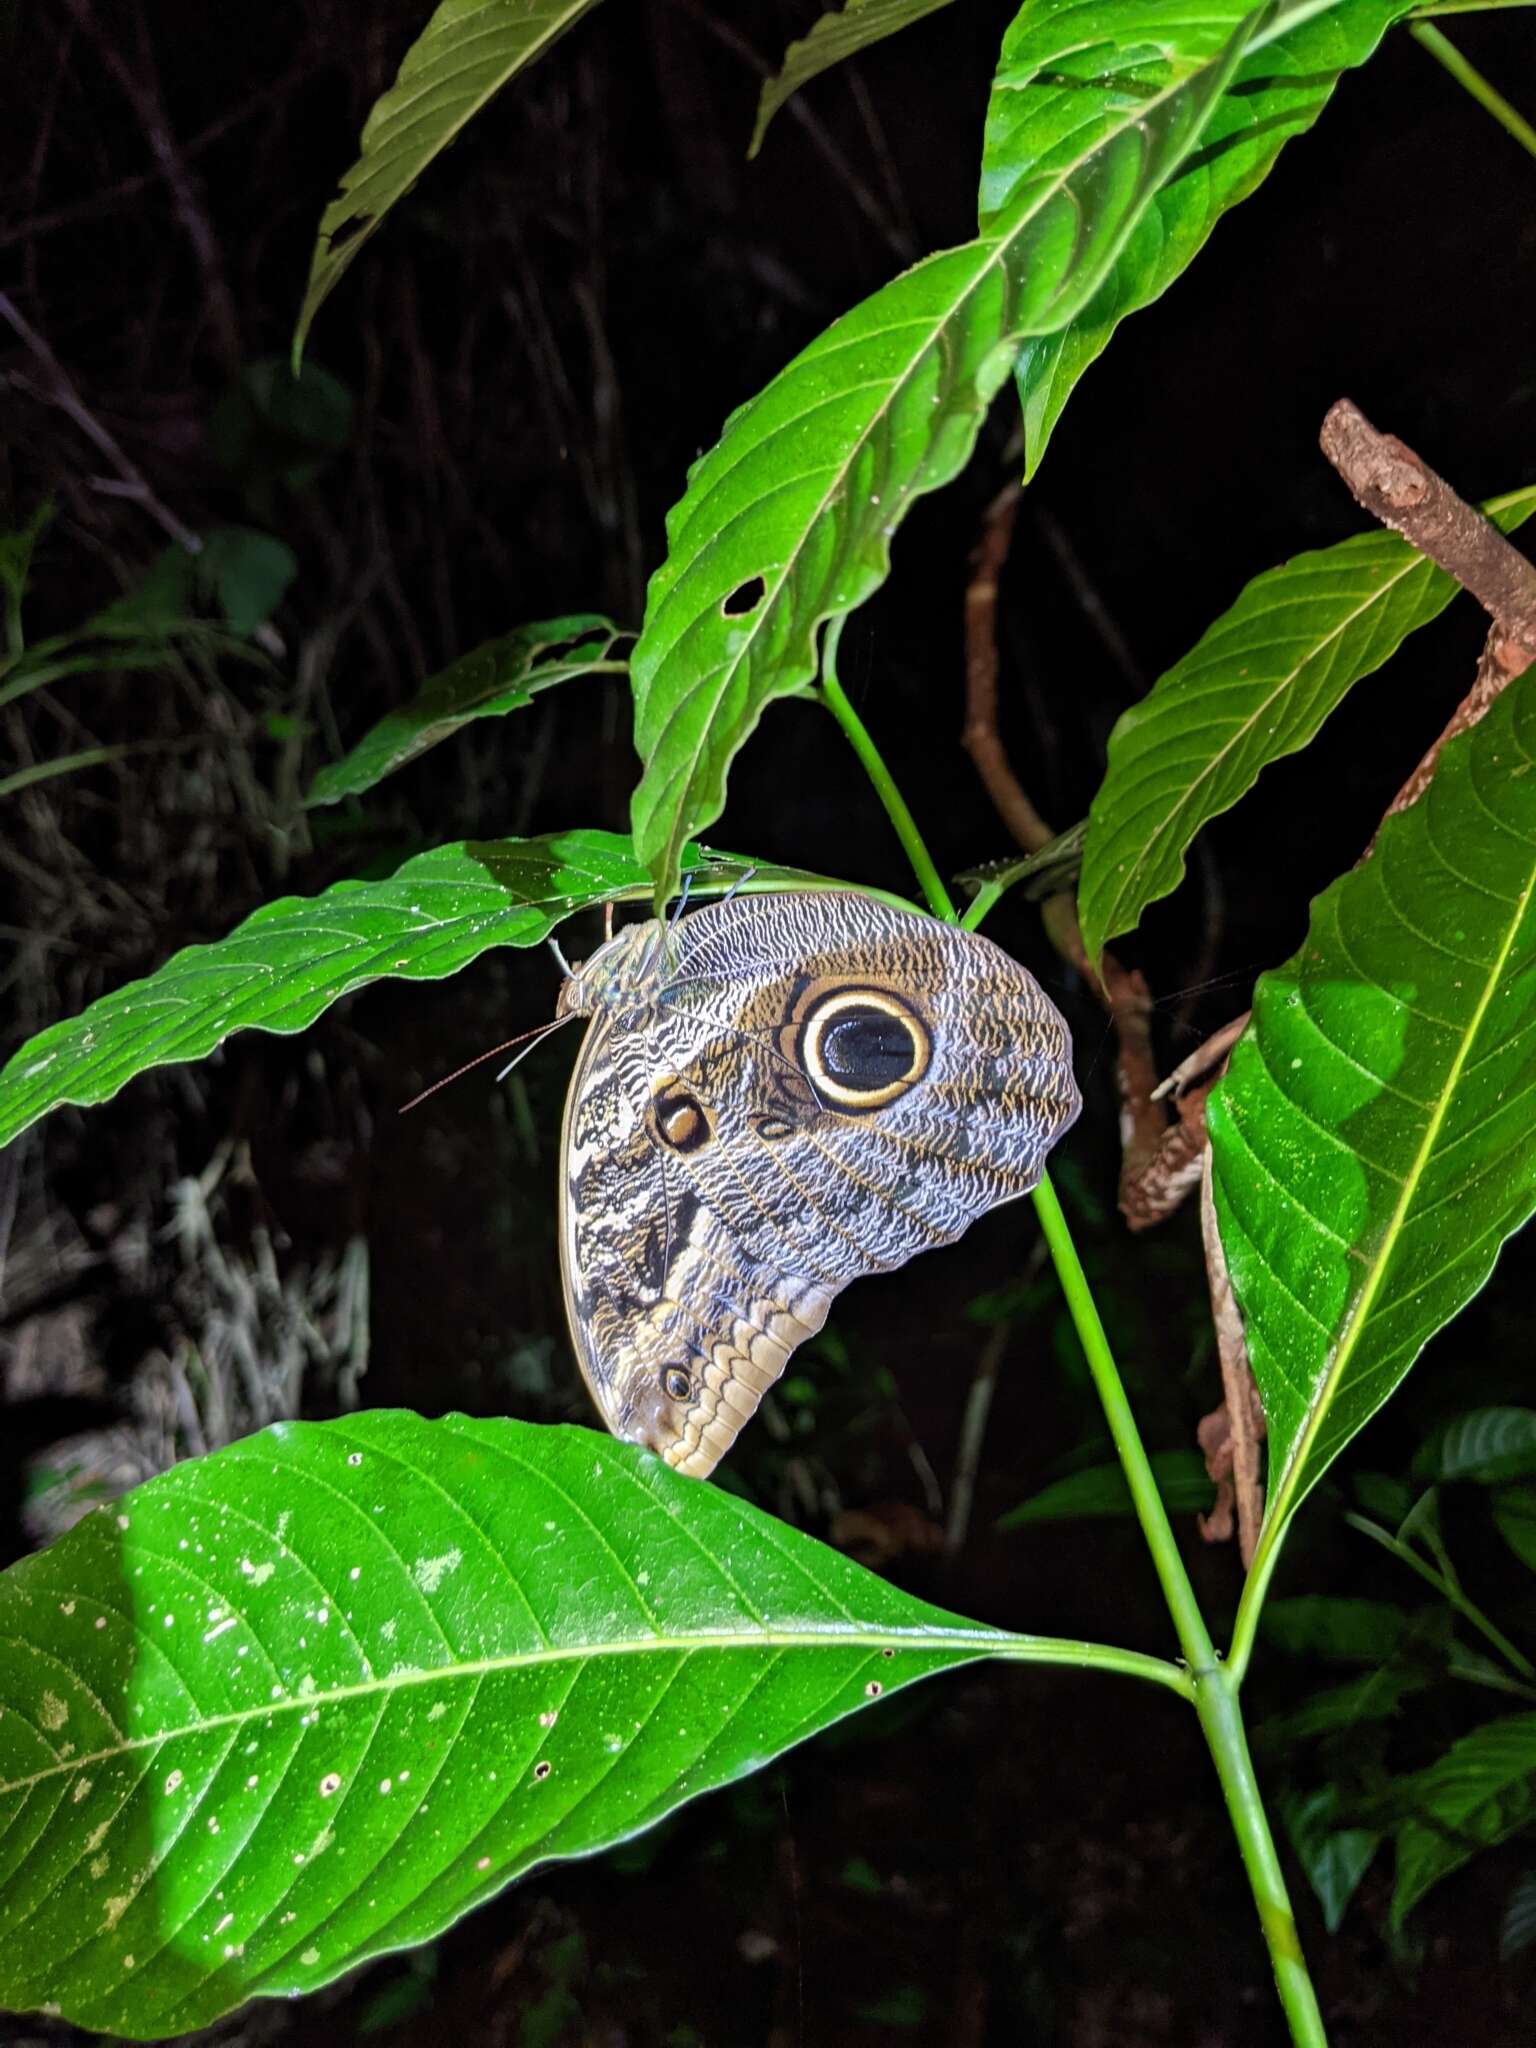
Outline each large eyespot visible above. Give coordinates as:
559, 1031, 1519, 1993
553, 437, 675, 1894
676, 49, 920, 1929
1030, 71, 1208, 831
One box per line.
661, 1366, 692, 1402
799, 987, 931, 1111
648, 1080, 713, 1154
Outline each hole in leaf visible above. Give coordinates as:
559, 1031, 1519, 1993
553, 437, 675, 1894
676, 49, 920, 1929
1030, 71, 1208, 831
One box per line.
721, 576, 766, 618
325, 211, 374, 255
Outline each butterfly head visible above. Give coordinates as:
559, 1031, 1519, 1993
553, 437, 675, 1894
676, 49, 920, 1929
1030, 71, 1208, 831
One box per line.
555, 917, 679, 1030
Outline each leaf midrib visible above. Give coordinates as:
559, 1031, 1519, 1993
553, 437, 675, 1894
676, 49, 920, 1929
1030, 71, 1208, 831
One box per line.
1093, 545, 1434, 941
642, 8, 1270, 885
1253, 845, 1535, 1566
0, 1623, 1009, 1798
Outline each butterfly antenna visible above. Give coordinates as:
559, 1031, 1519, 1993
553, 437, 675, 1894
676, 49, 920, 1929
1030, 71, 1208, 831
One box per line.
667, 869, 695, 932
719, 864, 758, 909
396, 1016, 569, 1116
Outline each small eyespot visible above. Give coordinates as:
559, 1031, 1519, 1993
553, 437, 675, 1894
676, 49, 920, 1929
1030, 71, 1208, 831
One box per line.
650, 1081, 713, 1154
750, 1113, 794, 1141
662, 1367, 692, 1402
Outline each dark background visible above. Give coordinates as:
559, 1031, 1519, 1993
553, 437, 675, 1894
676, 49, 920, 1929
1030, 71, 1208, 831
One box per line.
2, 2, 1535, 2043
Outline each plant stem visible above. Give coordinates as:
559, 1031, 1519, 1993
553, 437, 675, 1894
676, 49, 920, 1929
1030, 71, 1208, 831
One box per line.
1194, 1670, 1328, 2046
823, 684, 1328, 2045
997, 1638, 1196, 1700
1035, 1172, 1327, 2045
1030, 1174, 1214, 1661
1344, 1510, 1536, 1680
1411, 22, 1536, 159
818, 618, 957, 921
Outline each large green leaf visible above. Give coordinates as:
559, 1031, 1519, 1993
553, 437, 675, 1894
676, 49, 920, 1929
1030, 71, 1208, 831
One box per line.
1213, 673, 1536, 1610
0, 1410, 1075, 2036
1077, 486, 1536, 966
992, 0, 1413, 480
749, 0, 957, 158
0, 833, 825, 1149
629, 1, 1270, 908
1391, 1712, 1536, 1926
293, 0, 605, 363
306, 616, 627, 806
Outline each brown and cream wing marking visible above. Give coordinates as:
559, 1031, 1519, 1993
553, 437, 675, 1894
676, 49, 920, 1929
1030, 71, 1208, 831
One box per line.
558, 891, 1080, 1478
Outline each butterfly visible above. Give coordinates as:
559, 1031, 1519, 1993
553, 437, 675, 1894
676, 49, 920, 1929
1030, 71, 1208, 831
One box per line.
556, 889, 1080, 1477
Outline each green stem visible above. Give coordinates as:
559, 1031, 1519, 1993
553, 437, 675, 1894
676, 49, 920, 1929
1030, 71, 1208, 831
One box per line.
1343, 1511, 1536, 1680
818, 619, 957, 922
1194, 1672, 1326, 2046
997, 1639, 1195, 1700
1411, 22, 1536, 159
1030, 1175, 1214, 1664
822, 683, 1328, 2045
1033, 1172, 1326, 2045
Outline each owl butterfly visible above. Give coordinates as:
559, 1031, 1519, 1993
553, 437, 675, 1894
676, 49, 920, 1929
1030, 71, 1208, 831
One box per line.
557, 890, 1080, 1478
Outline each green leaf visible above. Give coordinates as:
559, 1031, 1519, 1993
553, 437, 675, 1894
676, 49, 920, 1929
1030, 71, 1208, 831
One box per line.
1077, 486, 1536, 965
994, 0, 1414, 480
629, 1, 1269, 907
1279, 1787, 1379, 1932
1417, 1407, 1536, 1485
1391, 1712, 1536, 1926
749, 0, 957, 157
997, 1447, 1212, 1528
294, 0, 605, 363
1262, 1596, 1414, 1662
1494, 1482, 1536, 1574
0, 1411, 1025, 2036
1213, 671, 1536, 1590
0, 832, 827, 1149
307, 617, 627, 806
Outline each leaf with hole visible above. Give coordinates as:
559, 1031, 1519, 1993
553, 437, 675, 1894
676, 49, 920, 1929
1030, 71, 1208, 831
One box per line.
0, 832, 828, 1150
1391, 1713, 1536, 1927
629, 1, 1267, 906
307, 617, 628, 805
749, 0, 957, 157
994, 0, 1418, 479
294, 0, 606, 363
0, 1411, 1043, 2036
1212, 670, 1536, 1598
1077, 486, 1536, 966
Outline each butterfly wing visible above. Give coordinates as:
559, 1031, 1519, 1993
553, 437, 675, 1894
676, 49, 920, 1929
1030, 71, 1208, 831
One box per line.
561, 892, 1080, 1477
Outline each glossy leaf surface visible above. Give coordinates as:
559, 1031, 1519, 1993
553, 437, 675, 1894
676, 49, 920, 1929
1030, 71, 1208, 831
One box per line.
995, 0, 1413, 478
307, 617, 626, 805
1213, 673, 1536, 1584
0, 1412, 1022, 2036
294, 0, 604, 360
0, 833, 808, 1148
1078, 487, 1536, 965
629, 0, 1263, 906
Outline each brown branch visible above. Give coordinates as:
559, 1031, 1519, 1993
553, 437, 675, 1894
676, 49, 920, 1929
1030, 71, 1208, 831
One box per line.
1321, 400, 1536, 661
1322, 401, 1536, 846
1197, 1144, 1265, 1564
962, 480, 1054, 853
961, 480, 1180, 1220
